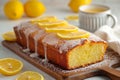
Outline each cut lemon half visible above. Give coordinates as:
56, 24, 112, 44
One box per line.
57, 31, 90, 40
31, 16, 58, 23
0, 58, 23, 76
45, 25, 78, 33
2, 31, 16, 41
16, 71, 44, 80
65, 15, 78, 21
38, 20, 68, 28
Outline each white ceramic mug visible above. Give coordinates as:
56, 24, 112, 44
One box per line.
79, 4, 117, 32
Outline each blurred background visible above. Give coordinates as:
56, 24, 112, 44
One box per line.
0, 0, 120, 21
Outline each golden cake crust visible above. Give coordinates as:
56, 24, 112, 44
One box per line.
14, 22, 107, 69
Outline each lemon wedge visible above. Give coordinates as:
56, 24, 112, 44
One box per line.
31, 16, 58, 23
45, 25, 78, 33
38, 20, 68, 28
57, 31, 90, 40
0, 58, 23, 76
2, 31, 16, 41
16, 71, 44, 80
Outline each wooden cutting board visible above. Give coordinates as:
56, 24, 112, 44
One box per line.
2, 41, 120, 80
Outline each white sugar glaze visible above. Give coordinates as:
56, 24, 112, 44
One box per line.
17, 22, 31, 40
23, 23, 39, 52
42, 43, 48, 62
33, 29, 45, 57
58, 39, 86, 53
42, 33, 59, 46
30, 53, 39, 58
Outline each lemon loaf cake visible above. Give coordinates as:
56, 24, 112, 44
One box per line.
14, 16, 107, 69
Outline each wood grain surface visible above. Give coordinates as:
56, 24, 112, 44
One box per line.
2, 41, 120, 80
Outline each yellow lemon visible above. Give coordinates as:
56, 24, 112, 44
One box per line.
31, 16, 58, 23
38, 20, 68, 28
45, 25, 78, 33
4, 0, 24, 20
57, 31, 90, 40
69, 0, 92, 13
16, 71, 44, 80
2, 31, 16, 41
24, 0, 46, 17
0, 58, 23, 76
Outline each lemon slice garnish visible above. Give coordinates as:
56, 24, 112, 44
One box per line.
31, 16, 58, 23
16, 71, 44, 80
2, 31, 16, 41
0, 58, 23, 76
57, 31, 90, 40
65, 15, 78, 21
45, 25, 78, 33
38, 20, 68, 28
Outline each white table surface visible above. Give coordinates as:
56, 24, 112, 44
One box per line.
0, 0, 120, 80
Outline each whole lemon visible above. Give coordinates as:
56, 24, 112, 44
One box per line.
24, 0, 46, 17
69, 0, 92, 13
4, 0, 24, 20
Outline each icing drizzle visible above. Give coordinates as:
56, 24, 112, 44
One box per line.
17, 21, 104, 63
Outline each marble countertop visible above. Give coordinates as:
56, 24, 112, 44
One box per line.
0, 0, 120, 80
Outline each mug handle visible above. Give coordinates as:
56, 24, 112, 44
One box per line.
107, 14, 117, 28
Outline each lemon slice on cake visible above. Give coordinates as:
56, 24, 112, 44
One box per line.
45, 25, 78, 33
31, 16, 58, 23
16, 71, 44, 80
38, 20, 68, 28
0, 58, 23, 76
2, 31, 16, 41
57, 31, 90, 40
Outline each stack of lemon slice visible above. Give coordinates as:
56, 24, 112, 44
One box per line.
2, 16, 90, 41
35, 16, 90, 40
